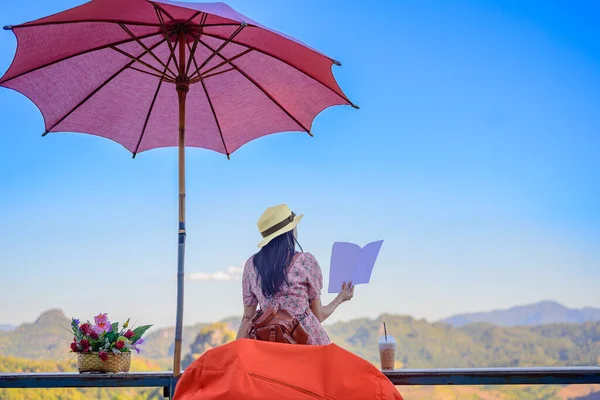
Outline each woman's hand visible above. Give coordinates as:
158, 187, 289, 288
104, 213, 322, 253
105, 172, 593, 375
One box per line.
336, 281, 355, 303
311, 282, 354, 323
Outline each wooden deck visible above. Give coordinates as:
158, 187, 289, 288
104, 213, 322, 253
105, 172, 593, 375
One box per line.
1, 367, 599, 398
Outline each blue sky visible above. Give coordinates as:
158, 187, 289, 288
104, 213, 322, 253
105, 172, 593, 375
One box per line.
0, 0, 599, 329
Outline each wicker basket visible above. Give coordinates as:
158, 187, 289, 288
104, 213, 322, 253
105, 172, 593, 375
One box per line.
77, 352, 131, 373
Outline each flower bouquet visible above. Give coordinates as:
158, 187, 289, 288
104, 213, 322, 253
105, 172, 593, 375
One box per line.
70, 313, 151, 373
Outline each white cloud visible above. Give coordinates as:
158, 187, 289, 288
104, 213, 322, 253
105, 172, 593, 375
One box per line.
187, 266, 243, 282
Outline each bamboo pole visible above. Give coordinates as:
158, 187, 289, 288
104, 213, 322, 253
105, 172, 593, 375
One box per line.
173, 29, 188, 377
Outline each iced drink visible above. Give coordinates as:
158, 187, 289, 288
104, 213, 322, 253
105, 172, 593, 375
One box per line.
378, 335, 396, 370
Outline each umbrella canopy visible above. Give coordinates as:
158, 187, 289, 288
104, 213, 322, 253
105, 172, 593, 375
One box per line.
0, 0, 356, 155
1, 0, 355, 375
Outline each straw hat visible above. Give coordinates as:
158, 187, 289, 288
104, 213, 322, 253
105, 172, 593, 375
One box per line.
257, 204, 303, 247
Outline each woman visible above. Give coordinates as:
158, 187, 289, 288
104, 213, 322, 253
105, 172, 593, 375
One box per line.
236, 204, 355, 345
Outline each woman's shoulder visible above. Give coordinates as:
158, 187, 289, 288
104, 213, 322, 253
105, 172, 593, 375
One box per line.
294, 252, 320, 268
243, 255, 256, 274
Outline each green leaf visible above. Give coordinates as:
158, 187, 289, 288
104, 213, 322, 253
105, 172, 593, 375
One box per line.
130, 324, 152, 343
104, 331, 116, 344
111, 322, 119, 333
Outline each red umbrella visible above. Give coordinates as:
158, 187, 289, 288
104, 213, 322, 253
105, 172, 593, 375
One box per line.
1, 0, 356, 375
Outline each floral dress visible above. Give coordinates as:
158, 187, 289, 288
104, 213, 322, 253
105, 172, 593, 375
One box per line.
242, 252, 331, 345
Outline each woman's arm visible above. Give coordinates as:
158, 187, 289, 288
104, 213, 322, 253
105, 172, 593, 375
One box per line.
310, 281, 354, 323
236, 304, 257, 339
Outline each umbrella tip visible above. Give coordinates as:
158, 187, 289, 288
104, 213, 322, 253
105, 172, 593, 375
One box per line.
132, 153, 137, 159
351, 103, 360, 110
226, 153, 231, 160
3, 25, 13, 31
333, 60, 342, 67
307, 131, 314, 137
41, 130, 49, 137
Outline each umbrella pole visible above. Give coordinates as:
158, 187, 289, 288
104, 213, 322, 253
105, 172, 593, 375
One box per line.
173, 30, 189, 377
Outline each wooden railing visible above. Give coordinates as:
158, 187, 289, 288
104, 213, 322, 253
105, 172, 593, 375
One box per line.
385, 367, 600, 386
0, 372, 177, 398
1, 367, 599, 398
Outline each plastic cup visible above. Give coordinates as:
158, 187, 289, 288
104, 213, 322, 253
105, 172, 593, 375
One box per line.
378, 335, 396, 370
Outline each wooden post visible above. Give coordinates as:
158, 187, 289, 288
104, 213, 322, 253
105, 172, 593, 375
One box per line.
173, 29, 189, 377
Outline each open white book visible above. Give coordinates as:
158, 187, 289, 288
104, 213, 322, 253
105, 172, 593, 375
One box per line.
327, 240, 384, 293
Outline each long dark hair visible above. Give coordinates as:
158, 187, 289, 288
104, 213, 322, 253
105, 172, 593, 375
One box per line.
253, 230, 299, 297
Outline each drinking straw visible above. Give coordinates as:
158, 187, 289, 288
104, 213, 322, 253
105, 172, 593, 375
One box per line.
384, 322, 387, 341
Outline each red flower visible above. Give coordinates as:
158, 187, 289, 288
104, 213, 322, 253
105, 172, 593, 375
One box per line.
89, 331, 99, 339
70, 342, 79, 352
115, 340, 125, 350
79, 323, 93, 336
80, 340, 90, 352
124, 329, 134, 339
99, 351, 109, 362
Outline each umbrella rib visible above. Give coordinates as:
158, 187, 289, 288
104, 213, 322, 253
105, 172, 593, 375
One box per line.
147, 1, 177, 21
190, 48, 252, 82
197, 39, 312, 136
199, 32, 358, 108
200, 80, 230, 158
11, 21, 239, 29
12, 20, 163, 29
42, 38, 168, 136
110, 45, 176, 80
182, 11, 203, 26
186, 41, 202, 78
129, 65, 175, 83
154, 7, 180, 74
189, 24, 246, 81
119, 23, 177, 77
185, 13, 208, 77
0, 31, 162, 85
186, 40, 230, 157
132, 51, 176, 158
193, 67, 235, 81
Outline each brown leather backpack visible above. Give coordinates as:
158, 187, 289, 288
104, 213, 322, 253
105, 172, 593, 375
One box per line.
248, 303, 309, 344
247, 253, 310, 345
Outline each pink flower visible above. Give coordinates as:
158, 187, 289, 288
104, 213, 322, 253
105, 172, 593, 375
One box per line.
124, 330, 134, 339
93, 313, 111, 334
99, 351, 109, 362
115, 340, 125, 350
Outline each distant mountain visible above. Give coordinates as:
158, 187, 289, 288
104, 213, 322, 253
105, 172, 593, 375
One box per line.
182, 322, 236, 369
440, 301, 600, 327
2, 309, 599, 400
0, 325, 15, 332
328, 314, 600, 368
0, 309, 71, 359
0, 308, 238, 368
3, 307, 599, 370
142, 316, 240, 366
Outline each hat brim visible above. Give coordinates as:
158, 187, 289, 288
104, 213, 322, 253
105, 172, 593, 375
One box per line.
257, 214, 303, 248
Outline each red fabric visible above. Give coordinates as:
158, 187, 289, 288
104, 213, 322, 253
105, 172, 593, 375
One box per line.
173, 339, 403, 400
0, 0, 353, 156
